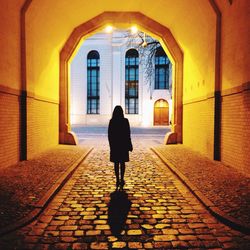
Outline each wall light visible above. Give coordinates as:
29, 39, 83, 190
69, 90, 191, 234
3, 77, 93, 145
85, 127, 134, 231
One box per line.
105, 25, 113, 33
131, 26, 138, 34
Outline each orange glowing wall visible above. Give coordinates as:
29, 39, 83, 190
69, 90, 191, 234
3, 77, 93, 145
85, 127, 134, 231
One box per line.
218, 0, 250, 174
0, 0, 24, 168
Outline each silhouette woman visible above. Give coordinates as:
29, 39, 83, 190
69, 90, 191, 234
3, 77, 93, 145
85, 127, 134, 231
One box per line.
108, 106, 133, 189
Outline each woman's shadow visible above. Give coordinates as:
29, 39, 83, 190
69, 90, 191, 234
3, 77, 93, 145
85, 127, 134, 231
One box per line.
108, 190, 131, 236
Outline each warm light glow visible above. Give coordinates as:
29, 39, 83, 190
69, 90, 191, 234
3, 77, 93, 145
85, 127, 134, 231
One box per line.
155, 99, 168, 108
142, 32, 147, 47
142, 40, 148, 47
105, 25, 113, 33
131, 26, 138, 34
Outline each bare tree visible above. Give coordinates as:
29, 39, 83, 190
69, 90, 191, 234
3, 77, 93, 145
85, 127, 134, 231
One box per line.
124, 31, 171, 99
123, 31, 161, 84
123, 30, 172, 100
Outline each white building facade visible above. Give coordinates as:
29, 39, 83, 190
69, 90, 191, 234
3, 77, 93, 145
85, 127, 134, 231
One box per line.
70, 31, 172, 127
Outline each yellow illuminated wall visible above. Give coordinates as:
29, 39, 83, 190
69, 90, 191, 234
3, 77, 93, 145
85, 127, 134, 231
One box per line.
218, 0, 250, 174
25, 0, 215, 102
0, 0, 23, 90
218, 0, 250, 90
0, 0, 24, 168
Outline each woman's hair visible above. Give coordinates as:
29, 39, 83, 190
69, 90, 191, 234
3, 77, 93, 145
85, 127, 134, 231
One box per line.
112, 105, 124, 119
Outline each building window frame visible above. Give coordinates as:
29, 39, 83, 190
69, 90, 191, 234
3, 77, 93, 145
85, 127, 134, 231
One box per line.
87, 50, 100, 114
155, 47, 169, 90
125, 49, 139, 114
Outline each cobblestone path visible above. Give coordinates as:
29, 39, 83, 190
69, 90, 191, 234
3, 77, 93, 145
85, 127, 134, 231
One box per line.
0, 137, 249, 249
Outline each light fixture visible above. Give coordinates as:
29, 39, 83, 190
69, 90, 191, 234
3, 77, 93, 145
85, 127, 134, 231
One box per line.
105, 25, 113, 33
131, 26, 138, 34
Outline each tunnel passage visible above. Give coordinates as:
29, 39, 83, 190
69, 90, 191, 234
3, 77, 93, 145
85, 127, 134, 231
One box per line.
59, 12, 183, 145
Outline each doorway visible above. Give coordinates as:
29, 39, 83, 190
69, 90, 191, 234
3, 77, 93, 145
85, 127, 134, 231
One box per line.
154, 99, 169, 125
59, 12, 183, 143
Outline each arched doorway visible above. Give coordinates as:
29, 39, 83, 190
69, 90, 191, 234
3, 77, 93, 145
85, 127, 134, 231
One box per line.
154, 99, 169, 126
59, 12, 183, 144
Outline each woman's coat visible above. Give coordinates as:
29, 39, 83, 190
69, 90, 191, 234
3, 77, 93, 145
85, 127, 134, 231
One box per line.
108, 118, 133, 162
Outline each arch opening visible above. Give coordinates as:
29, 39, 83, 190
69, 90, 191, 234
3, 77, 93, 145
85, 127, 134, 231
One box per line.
59, 12, 183, 145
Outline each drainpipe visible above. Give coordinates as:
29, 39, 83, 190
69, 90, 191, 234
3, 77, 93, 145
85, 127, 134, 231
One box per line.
20, 0, 32, 160
209, 0, 222, 161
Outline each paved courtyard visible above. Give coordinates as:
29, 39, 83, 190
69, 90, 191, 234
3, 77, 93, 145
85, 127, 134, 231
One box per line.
0, 130, 249, 249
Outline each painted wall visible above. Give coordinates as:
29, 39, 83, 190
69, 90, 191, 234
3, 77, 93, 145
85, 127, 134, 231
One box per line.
218, 0, 250, 175
0, 0, 24, 168
0, 0, 23, 89
218, 0, 250, 89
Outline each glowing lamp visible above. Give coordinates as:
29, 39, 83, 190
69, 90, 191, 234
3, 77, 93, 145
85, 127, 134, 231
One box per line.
131, 26, 138, 34
105, 25, 113, 33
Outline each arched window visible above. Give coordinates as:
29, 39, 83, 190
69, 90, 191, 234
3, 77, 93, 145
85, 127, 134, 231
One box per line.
125, 49, 139, 114
87, 50, 100, 114
155, 47, 169, 89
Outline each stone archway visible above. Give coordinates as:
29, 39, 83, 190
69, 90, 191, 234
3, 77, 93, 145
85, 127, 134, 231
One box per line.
59, 12, 183, 144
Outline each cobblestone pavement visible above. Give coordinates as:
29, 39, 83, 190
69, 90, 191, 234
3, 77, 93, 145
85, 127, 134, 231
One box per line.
0, 145, 89, 229
0, 136, 250, 249
153, 145, 250, 228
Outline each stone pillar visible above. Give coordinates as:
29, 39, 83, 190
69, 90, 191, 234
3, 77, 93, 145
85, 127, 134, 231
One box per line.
59, 51, 77, 145
112, 45, 122, 109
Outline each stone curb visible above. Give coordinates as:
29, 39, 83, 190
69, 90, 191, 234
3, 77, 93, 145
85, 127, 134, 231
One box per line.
0, 147, 93, 237
151, 147, 250, 235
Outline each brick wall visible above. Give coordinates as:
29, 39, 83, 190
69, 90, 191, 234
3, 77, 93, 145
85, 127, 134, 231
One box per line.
218, 1, 250, 175
0, 92, 20, 168
221, 89, 250, 175
27, 97, 58, 159
183, 98, 214, 159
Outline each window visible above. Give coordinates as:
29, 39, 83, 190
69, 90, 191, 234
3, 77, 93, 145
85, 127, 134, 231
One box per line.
87, 50, 100, 114
155, 47, 169, 89
125, 49, 139, 114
